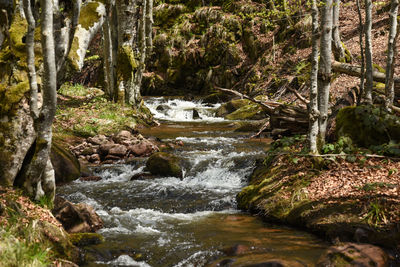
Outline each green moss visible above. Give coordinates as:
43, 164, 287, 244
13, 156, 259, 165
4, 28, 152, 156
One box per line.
336, 105, 400, 147
68, 36, 81, 71
117, 45, 138, 82
8, 11, 27, 59
225, 103, 265, 120
0, 81, 30, 116
79, 2, 102, 30
69, 233, 104, 247
146, 152, 183, 178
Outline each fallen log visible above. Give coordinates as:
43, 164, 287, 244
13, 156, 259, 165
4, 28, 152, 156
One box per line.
331, 61, 400, 84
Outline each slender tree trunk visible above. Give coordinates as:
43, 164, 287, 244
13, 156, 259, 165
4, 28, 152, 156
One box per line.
111, 2, 119, 102
364, 0, 373, 104
356, 0, 365, 105
318, 0, 333, 146
103, 3, 115, 100
332, 0, 346, 61
22, 0, 39, 120
309, 0, 319, 154
21, 0, 57, 201
145, 0, 153, 55
385, 0, 400, 110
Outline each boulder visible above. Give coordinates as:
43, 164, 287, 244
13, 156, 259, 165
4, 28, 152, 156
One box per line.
51, 141, 81, 185
108, 144, 127, 157
87, 135, 108, 146
99, 143, 115, 158
130, 172, 159, 180
317, 243, 389, 267
192, 109, 201, 119
129, 139, 157, 157
215, 99, 251, 117
69, 232, 104, 247
112, 130, 134, 144
79, 176, 102, 182
336, 105, 400, 147
52, 196, 103, 233
146, 152, 183, 178
225, 103, 266, 120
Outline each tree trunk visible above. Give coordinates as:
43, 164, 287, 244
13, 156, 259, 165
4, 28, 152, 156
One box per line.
115, 0, 139, 105
385, 0, 400, 110
364, 0, 373, 104
145, 0, 153, 55
309, 0, 319, 154
332, 0, 346, 61
21, 0, 57, 201
102, 3, 115, 100
356, 0, 365, 104
22, 0, 39, 120
317, 0, 333, 146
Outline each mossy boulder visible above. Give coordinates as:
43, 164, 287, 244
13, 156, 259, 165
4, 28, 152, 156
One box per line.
51, 141, 82, 185
336, 105, 400, 147
215, 99, 251, 117
225, 103, 266, 120
146, 152, 183, 178
69, 233, 104, 247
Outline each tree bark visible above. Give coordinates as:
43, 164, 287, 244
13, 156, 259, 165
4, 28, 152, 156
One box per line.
356, 0, 365, 104
102, 2, 115, 100
145, 0, 153, 55
309, 0, 319, 154
21, 0, 57, 201
364, 0, 373, 104
318, 0, 333, 146
22, 0, 39, 120
332, 0, 346, 61
385, 0, 400, 110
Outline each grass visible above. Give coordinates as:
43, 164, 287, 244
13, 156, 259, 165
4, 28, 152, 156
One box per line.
55, 84, 153, 138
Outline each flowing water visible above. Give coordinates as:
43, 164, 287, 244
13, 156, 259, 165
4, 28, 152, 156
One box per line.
57, 97, 327, 266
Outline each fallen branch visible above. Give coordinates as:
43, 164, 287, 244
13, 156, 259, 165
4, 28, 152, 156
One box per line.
266, 151, 400, 161
250, 120, 270, 138
287, 87, 309, 105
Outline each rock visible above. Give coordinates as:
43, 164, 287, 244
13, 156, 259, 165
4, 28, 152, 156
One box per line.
220, 244, 250, 256
146, 152, 183, 178
225, 103, 266, 120
208, 256, 306, 267
0, 202, 4, 216
234, 119, 269, 132
79, 176, 102, 182
52, 196, 103, 233
89, 154, 101, 163
317, 243, 389, 267
69, 232, 104, 247
129, 139, 156, 157
113, 130, 133, 144
130, 172, 159, 180
108, 144, 127, 157
81, 146, 98, 156
99, 143, 115, 158
156, 104, 170, 112
192, 109, 201, 119
216, 99, 251, 117
51, 141, 81, 185
87, 135, 108, 146
336, 105, 400, 147
104, 154, 122, 161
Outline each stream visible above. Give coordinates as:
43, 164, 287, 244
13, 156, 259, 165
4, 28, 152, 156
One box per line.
57, 97, 327, 266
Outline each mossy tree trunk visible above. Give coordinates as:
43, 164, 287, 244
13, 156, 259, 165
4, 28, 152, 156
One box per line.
364, 0, 373, 104
385, 0, 399, 110
102, 1, 116, 101
317, 0, 333, 146
145, 0, 153, 55
332, 0, 350, 62
309, 0, 319, 154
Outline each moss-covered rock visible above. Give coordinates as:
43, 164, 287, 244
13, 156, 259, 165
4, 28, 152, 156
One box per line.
146, 152, 183, 178
50, 141, 82, 185
225, 103, 266, 120
69, 233, 104, 247
336, 105, 400, 147
215, 99, 251, 117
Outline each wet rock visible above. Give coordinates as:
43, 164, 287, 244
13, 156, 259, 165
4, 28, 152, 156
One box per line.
51, 141, 81, 185
130, 172, 159, 180
317, 243, 389, 267
79, 176, 102, 182
108, 144, 127, 157
69, 232, 104, 247
99, 143, 115, 158
208, 256, 306, 267
193, 109, 200, 119
220, 244, 250, 256
146, 152, 183, 178
52, 196, 103, 233
81, 146, 98, 156
156, 104, 170, 112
